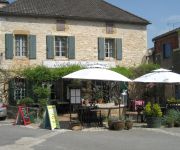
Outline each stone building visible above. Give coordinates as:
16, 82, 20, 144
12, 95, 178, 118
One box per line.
0, 0, 149, 104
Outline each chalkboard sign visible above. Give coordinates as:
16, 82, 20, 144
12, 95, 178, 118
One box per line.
15, 106, 31, 126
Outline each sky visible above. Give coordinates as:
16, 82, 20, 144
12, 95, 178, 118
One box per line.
8, 0, 180, 48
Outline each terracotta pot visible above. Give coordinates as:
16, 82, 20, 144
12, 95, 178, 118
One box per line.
125, 121, 133, 130
112, 120, 125, 130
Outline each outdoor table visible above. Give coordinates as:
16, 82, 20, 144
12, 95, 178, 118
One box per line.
78, 106, 102, 126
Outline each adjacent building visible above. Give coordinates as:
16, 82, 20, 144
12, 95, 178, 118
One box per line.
153, 27, 180, 73
0, 0, 149, 103
152, 27, 180, 99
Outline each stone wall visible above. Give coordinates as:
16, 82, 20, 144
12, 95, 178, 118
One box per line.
0, 16, 147, 70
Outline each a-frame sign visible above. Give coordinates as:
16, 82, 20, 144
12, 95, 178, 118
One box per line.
44, 105, 60, 130
15, 106, 31, 126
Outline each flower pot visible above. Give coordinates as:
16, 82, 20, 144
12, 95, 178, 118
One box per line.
146, 117, 161, 128
112, 120, 125, 130
125, 121, 133, 130
167, 122, 174, 128
174, 121, 180, 127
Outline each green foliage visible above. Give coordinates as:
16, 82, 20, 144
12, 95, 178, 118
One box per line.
21, 65, 83, 82
50, 65, 83, 80
167, 97, 180, 104
21, 66, 52, 83
38, 99, 48, 107
33, 86, 50, 99
162, 109, 180, 126
132, 63, 160, 78
144, 102, 162, 117
111, 64, 160, 79
17, 97, 34, 106
111, 66, 134, 78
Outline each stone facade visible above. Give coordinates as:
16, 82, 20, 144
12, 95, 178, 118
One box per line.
0, 16, 147, 70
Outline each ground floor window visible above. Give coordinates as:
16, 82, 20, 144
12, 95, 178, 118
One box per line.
14, 78, 26, 100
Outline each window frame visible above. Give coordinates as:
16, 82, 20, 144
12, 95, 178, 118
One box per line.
55, 36, 68, 57
14, 78, 26, 101
15, 34, 28, 57
104, 38, 115, 58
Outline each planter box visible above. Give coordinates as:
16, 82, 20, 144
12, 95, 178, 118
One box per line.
146, 117, 161, 128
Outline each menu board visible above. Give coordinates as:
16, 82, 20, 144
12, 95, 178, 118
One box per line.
15, 106, 31, 126
44, 105, 60, 130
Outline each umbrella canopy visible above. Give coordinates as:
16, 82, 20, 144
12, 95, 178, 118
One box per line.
62, 68, 131, 82
134, 68, 180, 83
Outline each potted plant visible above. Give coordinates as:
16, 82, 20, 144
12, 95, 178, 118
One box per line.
163, 109, 179, 128
108, 116, 125, 130
125, 118, 133, 130
144, 102, 162, 128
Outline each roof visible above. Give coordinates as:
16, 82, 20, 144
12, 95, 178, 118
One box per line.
0, 0, 150, 25
153, 27, 180, 41
0, 0, 9, 4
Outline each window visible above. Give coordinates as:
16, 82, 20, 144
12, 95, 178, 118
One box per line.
56, 20, 65, 31
15, 35, 28, 57
106, 23, 114, 34
163, 43, 172, 59
70, 89, 81, 104
55, 36, 68, 57
14, 78, 26, 100
105, 39, 115, 58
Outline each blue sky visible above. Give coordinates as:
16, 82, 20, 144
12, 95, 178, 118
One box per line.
8, 0, 180, 48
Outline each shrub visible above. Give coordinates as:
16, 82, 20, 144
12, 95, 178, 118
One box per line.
17, 97, 34, 106
144, 102, 162, 117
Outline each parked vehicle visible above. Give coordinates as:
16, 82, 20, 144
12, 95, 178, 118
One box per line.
0, 102, 7, 120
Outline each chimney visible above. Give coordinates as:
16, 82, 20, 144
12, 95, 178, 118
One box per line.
0, 0, 9, 8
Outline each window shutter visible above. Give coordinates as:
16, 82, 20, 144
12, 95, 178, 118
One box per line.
46, 35, 54, 59
29, 35, 36, 59
116, 38, 122, 60
98, 37, 105, 60
5, 34, 13, 59
8, 79, 15, 105
68, 36, 75, 59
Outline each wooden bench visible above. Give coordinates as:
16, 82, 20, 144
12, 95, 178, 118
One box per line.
125, 111, 144, 122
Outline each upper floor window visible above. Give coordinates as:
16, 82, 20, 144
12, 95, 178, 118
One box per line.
98, 37, 122, 60
55, 36, 68, 57
15, 35, 28, 57
56, 20, 65, 31
105, 39, 115, 58
163, 43, 172, 59
5, 33, 36, 59
106, 23, 114, 34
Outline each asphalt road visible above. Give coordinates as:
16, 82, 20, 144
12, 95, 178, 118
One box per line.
0, 120, 180, 150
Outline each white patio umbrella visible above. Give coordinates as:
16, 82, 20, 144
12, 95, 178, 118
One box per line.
63, 68, 131, 82
133, 68, 180, 83
63, 68, 131, 121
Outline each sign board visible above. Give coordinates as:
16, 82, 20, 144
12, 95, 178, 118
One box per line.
43, 60, 116, 69
15, 106, 31, 126
44, 105, 60, 130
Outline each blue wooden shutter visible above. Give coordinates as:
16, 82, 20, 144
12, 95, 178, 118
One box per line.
98, 37, 105, 60
116, 38, 122, 60
68, 36, 75, 59
29, 35, 36, 59
5, 34, 13, 59
163, 43, 172, 58
46, 35, 54, 59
